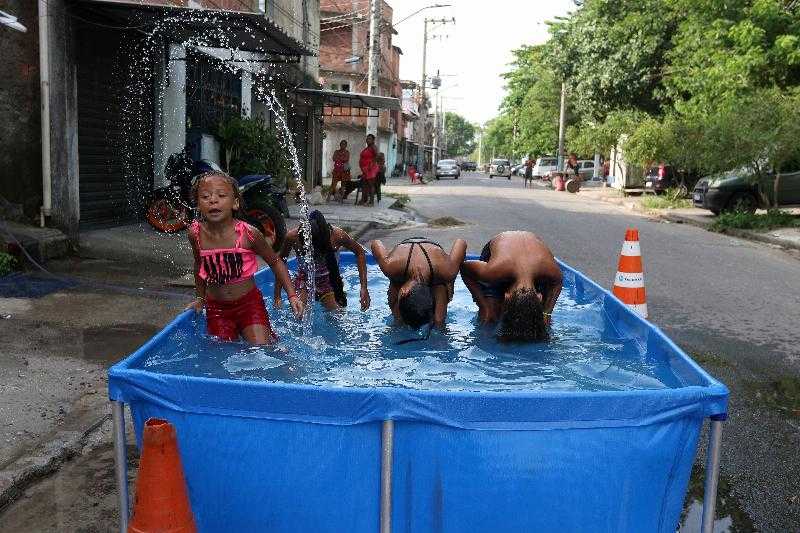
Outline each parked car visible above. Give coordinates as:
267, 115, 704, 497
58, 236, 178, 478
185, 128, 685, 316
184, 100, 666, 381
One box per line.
460, 161, 477, 171
644, 164, 677, 193
489, 158, 512, 179
532, 156, 558, 179
435, 159, 461, 179
511, 163, 524, 176
576, 160, 597, 180
693, 165, 800, 215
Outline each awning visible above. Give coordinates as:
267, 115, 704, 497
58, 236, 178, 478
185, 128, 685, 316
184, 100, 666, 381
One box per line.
293, 88, 401, 117
71, 0, 315, 60
187, 46, 270, 74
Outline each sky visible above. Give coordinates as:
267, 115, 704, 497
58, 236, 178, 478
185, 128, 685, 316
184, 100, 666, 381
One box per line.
390, 0, 576, 126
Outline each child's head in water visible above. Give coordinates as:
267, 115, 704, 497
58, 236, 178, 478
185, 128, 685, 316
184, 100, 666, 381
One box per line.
498, 288, 549, 342
192, 172, 242, 223
398, 283, 434, 329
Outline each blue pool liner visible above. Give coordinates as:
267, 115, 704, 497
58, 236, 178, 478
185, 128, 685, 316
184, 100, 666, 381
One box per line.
109, 253, 728, 533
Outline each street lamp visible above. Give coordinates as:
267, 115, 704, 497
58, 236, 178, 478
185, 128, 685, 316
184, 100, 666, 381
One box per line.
394, 4, 451, 26
0, 9, 27, 32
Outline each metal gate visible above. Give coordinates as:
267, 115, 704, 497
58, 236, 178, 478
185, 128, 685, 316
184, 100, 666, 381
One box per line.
77, 27, 153, 227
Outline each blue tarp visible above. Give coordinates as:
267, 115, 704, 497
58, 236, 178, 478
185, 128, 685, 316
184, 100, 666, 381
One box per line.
109, 254, 728, 532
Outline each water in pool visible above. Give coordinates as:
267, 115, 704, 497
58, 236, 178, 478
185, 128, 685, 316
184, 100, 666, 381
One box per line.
138, 264, 684, 391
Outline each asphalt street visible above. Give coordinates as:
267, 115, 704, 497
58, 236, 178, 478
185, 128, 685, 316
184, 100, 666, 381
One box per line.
373, 172, 800, 531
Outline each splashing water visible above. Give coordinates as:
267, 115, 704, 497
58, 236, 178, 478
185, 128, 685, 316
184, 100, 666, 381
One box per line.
110, 9, 317, 329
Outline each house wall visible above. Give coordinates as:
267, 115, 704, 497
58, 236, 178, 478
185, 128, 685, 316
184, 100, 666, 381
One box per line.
0, 0, 42, 219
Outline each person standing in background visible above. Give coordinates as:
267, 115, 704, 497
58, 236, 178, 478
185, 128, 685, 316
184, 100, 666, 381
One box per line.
358, 134, 379, 206
327, 140, 351, 203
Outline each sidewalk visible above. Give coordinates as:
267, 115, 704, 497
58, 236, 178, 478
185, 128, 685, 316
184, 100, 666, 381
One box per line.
577, 186, 800, 252
288, 195, 415, 231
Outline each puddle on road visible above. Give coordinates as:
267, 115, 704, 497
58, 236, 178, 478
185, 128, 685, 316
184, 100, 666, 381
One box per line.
81, 324, 159, 364
679, 464, 756, 532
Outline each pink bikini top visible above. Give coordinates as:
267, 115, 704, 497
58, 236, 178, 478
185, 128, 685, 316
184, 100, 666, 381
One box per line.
190, 220, 259, 285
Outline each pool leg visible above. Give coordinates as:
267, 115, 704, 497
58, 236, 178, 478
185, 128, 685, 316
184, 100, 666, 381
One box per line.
701, 419, 724, 533
112, 401, 129, 533
380, 420, 394, 533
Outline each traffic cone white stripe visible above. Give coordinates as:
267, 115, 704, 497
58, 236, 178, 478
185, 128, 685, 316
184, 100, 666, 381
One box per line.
620, 241, 641, 256
614, 272, 644, 288
629, 303, 648, 316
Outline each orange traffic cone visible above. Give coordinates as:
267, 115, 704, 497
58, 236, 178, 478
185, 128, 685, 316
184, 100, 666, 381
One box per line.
128, 418, 196, 533
612, 228, 648, 318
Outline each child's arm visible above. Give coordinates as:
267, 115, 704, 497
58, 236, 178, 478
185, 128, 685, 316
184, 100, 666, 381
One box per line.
272, 229, 298, 308
440, 238, 468, 281
335, 227, 370, 311
186, 231, 206, 312
249, 225, 304, 319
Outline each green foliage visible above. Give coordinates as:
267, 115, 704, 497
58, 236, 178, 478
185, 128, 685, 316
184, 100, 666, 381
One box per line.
710, 209, 800, 232
487, 0, 800, 190
216, 116, 292, 188
0, 252, 16, 277
641, 189, 692, 210
547, 0, 677, 120
443, 112, 476, 156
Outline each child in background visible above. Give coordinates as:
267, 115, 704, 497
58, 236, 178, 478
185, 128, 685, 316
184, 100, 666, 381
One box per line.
275, 210, 371, 311
186, 172, 303, 344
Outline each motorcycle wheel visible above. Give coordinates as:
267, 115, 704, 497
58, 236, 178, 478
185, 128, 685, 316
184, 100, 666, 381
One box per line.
244, 205, 286, 252
146, 197, 188, 233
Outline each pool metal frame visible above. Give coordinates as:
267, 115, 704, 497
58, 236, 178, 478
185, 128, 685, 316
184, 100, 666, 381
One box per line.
111, 400, 724, 533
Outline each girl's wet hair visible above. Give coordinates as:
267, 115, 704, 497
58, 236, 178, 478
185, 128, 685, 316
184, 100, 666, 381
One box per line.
498, 288, 549, 342
192, 171, 243, 217
300, 210, 347, 307
398, 283, 434, 329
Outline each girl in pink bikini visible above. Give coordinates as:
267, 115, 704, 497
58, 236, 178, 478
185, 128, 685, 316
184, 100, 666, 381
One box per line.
186, 172, 304, 344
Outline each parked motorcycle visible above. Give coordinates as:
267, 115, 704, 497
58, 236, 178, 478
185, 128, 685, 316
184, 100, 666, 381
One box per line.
145, 150, 287, 251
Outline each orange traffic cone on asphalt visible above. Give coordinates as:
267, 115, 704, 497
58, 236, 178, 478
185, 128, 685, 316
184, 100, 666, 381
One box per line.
128, 418, 196, 533
612, 228, 648, 318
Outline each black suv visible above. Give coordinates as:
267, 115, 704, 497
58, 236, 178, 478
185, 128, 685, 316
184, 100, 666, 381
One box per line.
460, 161, 477, 171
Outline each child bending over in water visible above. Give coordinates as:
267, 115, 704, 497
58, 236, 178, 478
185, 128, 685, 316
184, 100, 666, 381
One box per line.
275, 210, 371, 311
186, 172, 303, 344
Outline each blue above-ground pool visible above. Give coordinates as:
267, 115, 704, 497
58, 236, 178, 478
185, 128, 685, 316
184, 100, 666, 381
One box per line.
109, 253, 728, 533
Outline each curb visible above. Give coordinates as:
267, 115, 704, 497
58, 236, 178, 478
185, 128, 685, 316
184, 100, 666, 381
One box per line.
587, 192, 800, 253
660, 213, 800, 252
0, 414, 110, 512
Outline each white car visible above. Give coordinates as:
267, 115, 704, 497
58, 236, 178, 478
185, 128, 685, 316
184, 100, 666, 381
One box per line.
576, 160, 598, 180
435, 159, 461, 179
489, 158, 512, 179
533, 157, 558, 178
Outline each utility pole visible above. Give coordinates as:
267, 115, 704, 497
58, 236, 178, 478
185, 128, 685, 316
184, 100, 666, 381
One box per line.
557, 81, 567, 172
441, 104, 447, 157
432, 87, 439, 166
366, 0, 381, 137
418, 16, 454, 175
477, 129, 483, 168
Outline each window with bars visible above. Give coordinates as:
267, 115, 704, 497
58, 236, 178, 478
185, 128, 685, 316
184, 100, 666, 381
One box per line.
185, 52, 243, 134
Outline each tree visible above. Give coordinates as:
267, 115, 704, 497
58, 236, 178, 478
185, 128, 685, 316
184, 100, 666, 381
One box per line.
546, 0, 678, 121
443, 112, 476, 156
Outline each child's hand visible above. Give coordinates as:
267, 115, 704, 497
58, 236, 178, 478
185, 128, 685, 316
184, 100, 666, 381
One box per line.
289, 295, 304, 319
186, 298, 204, 313
360, 287, 371, 311
273, 296, 283, 309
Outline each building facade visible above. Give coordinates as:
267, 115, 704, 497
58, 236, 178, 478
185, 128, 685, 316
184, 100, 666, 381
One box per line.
1, 0, 320, 239
317, 0, 403, 180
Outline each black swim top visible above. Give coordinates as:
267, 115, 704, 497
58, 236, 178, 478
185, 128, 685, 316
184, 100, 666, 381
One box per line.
400, 237, 444, 286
